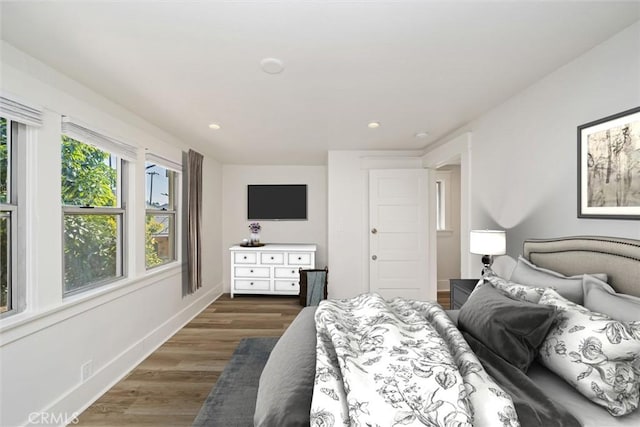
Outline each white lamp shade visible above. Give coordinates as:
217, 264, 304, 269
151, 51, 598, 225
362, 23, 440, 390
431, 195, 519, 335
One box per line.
470, 230, 506, 255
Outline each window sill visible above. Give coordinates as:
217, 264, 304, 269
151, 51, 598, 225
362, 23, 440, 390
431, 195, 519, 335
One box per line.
437, 229, 454, 236
145, 259, 181, 275
0, 264, 182, 346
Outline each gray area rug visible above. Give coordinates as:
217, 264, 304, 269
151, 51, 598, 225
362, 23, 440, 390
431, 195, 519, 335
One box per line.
192, 337, 279, 427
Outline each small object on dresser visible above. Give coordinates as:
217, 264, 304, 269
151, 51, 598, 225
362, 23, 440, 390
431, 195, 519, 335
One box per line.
450, 278, 479, 310
248, 222, 261, 244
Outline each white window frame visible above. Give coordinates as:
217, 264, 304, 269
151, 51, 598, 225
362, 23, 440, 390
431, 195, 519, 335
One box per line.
435, 170, 452, 232
1, 118, 19, 317
61, 135, 130, 296
0, 94, 41, 318
144, 155, 180, 270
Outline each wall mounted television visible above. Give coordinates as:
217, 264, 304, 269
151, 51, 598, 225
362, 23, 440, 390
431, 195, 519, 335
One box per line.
247, 184, 307, 220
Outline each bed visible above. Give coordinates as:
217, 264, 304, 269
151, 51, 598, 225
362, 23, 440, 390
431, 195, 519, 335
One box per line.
254, 236, 640, 427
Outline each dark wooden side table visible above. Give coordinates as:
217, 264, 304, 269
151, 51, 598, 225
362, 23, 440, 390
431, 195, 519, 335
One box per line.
449, 279, 480, 309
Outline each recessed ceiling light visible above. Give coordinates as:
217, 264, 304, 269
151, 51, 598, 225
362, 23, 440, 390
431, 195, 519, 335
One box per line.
208, 123, 221, 130
414, 131, 429, 138
368, 121, 380, 129
260, 58, 284, 74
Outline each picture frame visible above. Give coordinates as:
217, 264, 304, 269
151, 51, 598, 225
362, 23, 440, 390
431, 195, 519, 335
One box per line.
578, 106, 640, 220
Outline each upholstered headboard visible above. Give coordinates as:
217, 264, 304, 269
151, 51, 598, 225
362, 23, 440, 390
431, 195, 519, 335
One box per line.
523, 236, 640, 297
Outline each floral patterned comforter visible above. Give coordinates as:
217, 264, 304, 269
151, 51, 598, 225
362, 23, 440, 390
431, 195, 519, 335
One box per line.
310, 293, 519, 427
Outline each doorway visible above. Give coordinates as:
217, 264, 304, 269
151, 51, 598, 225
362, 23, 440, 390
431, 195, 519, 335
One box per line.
421, 132, 472, 296
435, 164, 462, 295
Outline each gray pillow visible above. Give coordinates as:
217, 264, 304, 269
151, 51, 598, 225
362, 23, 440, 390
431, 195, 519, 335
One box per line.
510, 256, 607, 305
254, 306, 317, 427
583, 274, 640, 322
458, 284, 557, 373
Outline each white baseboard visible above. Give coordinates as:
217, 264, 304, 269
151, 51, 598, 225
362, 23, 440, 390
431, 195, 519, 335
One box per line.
437, 279, 450, 292
30, 281, 223, 427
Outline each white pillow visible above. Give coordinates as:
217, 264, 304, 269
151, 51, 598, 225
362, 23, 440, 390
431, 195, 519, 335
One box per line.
491, 255, 517, 279
583, 275, 640, 322
538, 288, 640, 416
510, 256, 608, 305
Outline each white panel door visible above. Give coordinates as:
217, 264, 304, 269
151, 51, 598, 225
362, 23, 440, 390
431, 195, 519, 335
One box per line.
369, 169, 430, 300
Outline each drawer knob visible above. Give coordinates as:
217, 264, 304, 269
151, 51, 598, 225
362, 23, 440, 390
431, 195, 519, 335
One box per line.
250, 269, 254, 273
291, 270, 295, 274
291, 283, 295, 286
250, 282, 254, 285
270, 256, 274, 260
298, 256, 302, 260
243, 256, 247, 259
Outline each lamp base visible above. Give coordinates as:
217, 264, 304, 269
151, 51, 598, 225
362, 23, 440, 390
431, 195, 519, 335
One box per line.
481, 254, 494, 276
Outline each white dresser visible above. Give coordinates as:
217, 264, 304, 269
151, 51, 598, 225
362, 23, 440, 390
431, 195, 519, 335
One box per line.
229, 244, 316, 297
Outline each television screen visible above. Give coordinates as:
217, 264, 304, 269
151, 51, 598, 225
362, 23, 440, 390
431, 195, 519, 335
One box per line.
247, 184, 307, 220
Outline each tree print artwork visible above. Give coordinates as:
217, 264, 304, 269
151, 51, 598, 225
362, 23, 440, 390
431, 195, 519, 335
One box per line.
579, 107, 640, 219
586, 122, 640, 207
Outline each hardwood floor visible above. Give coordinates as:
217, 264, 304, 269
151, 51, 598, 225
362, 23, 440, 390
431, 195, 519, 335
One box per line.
77, 292, 451, 426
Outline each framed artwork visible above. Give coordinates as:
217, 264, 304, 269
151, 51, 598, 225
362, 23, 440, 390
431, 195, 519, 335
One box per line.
578, 106, 640, 219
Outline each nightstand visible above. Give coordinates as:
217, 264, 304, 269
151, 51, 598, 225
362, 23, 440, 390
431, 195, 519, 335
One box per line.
449, 279, 480, 309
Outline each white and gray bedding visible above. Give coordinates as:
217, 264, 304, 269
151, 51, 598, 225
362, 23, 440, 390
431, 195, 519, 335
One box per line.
254, 236, 640, 427
311, 293, 519, 427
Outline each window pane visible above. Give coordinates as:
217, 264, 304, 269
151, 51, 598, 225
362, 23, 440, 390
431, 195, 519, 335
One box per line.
1, 117, 8, 204
0, 213, 9, 313
145, 162, 173, 209
61, 136, 118, 207
64, 214, 121, 293
146, 214, 175, 268
436, 181, 444, 230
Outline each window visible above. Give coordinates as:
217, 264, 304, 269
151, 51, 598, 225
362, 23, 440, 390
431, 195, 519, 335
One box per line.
435, 169, 454, 232
436, 179, 445, 231
61, 136, 125, 295
0, 95, 41, 316
0, 117, 16, 313
145, 161, 177, 269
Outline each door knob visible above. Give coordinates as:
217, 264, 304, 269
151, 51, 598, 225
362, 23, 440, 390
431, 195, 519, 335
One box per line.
371, 228, 377, 234
372, 255, 377, 260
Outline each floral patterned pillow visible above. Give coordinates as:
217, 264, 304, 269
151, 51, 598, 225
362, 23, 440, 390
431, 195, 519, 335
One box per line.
473, 273, 546, 303
538, 288, 640, 416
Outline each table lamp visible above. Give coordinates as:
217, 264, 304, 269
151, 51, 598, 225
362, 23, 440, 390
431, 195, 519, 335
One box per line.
470, 230, 506, 275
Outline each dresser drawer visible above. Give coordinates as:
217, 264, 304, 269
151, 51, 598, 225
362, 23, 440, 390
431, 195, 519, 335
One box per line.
261, 252, 284, 264
234, 252, 257, 264
274, 280, 300, 292
234, 280, 270, 291
288, 252, 312, 265
274, 267, 300, 279
234, 266, 270, 278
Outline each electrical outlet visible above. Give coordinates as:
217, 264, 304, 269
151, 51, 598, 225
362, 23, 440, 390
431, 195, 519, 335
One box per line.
81, 360, 92, 382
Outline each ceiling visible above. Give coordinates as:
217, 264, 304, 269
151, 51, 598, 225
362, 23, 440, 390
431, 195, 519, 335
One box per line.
1, 1, 639, 164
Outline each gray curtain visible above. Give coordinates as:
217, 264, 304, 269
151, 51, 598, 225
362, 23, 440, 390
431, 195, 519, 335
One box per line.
186, 149, 203, 294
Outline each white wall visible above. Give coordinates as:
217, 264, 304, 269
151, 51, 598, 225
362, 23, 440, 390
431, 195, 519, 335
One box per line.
0, 42, 223, 426
221, 165, 327, 292
327, 151, 425, 299
426, 21, 640, 260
